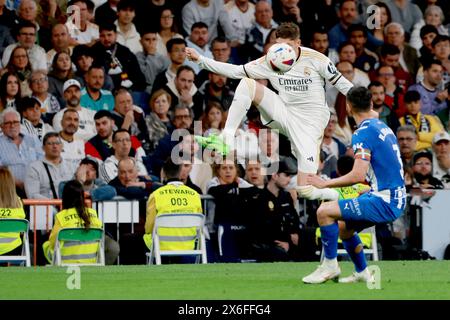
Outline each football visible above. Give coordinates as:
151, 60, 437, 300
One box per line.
265, 42, 296, 73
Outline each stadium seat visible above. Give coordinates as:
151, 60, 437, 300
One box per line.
0, 219, 31, 267
53, 228, 105, 266
316, 227, 379, 261
147, 213, 207, 265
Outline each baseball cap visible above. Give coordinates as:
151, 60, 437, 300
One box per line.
432, 131, 450, 144
63, 79, 81, 93
413, 150, 432, 164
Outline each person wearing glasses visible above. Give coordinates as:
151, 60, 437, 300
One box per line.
0, 107, 43, 197
412, 150, 444, 189
25, 132, 78, 199
29, 69, 61, 123
1, 21, 47, 71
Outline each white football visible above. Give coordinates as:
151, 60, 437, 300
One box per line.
265, 42, 297, 73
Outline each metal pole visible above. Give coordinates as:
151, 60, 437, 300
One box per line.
116, 200, 120, 265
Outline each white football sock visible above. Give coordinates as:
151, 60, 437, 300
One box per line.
296, 185, 339, 201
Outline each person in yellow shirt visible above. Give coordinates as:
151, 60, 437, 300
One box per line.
43, 180, 103, 264
400, 90, 444, 151
144, 158, 202, 264
0, 166, 26, 261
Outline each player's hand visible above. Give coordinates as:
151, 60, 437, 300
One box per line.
76, 165, 88, 184
185, 47, 200, 62
306, 174, 328, 189
274, 240, 289, 252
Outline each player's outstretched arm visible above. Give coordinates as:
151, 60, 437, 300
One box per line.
185, 47, 247, 80
307, 159, 369, 189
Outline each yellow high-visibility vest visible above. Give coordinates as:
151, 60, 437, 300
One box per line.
144, 182, 202, 251
43, 207, 102, 264
0, 206, 26, 255
335, 183, 371, 200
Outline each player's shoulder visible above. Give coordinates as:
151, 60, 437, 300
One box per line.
300, 47, 330, 64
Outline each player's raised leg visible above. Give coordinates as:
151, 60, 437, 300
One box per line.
302, 201, 342, 284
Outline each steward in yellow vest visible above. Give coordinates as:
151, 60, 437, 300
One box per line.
143, 160, 202, 251
0, 202, 26, 255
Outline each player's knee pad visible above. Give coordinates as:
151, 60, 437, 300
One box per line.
237, 77, 256, 101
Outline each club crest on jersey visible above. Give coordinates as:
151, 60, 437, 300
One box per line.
303, 67, 311, 76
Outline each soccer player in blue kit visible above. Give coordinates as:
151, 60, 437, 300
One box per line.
303, 87, 407, 284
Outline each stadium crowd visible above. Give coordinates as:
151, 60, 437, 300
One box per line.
1, 0, 450, 265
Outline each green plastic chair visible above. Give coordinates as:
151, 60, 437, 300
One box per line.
53, 228, 105, 266
0, 219, 31, 267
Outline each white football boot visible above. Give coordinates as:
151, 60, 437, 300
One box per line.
302, 261, 341, 284
339, 267, 375, 284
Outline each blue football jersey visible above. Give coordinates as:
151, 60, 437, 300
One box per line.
352, 118, 405, 193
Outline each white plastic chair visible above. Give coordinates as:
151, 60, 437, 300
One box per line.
0, 218, 31, 267
53, 227, 105, 266
147, 213, 207, 265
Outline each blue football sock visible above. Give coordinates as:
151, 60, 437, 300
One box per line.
320, 222, 339, 260
342, 233, 367, 273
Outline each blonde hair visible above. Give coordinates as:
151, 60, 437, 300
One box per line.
0, 167, 21, 208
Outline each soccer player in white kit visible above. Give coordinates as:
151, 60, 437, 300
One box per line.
185, 22, 353, 200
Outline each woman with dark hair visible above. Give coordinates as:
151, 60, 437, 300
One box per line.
0, 72, 21, 111
201, 101, 225, 135
48, 51, 75, 107
370, 2, 392, 42
155, 6, 183, 57
43, 180, 103, 264
4, 46, 32, 97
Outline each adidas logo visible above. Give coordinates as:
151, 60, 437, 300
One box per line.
307, 156, 314, 162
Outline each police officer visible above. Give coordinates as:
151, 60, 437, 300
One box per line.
247, 157, 303, 262
143, 159, 202, 263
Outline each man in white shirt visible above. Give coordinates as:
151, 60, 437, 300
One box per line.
114, 0, 142, 54
66, 0, 100, 46
59, 109, 86, 167
432, 131, 450, 188
224, 0, 255, 46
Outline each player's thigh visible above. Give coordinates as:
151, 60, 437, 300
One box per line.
339, 193, 396, 229
254, 84, 288, 133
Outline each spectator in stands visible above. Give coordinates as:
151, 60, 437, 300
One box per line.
0, 166, 26, 260
48, 51, 76, 107
60, 157, 117, 201
247, 157, 302, 262
182, 0, 235, 45
144, 89, 174, 153
184, 22, 213, 74
71, 45, 114, 91
58, 109, 85, 167
385, 0, 424, 34
417, 24, 439, 64
146, 105, 194, 176
162, 65, 204, 120
178, 160, 203, 194
410, 5, 448, 53
46, 24, 74, 70
321, 109, 347, 161
111, 89, 149, 149
2, 21, 47, 71
369, 81, 401, 133
0, 107, 43, 197
431, 35, 450, 86
101, 129, 148, 183
0, 71, 20, 111
408, 59, 448, 115
91, 23, 146, 91
52, 79, 97, 141
432, 131, 450, 188
109, 157, 157, 200
384, 22, 421, 77
18, 97, 53, 142
67, 0, 99, 46
397, 124, 418, 168
412, 150, 445, 189
155, 7, 184, 57
310, 28, 339, 64
369, 1, 391, 43
0, 0, 17, 30
151, 38, 187, 94
376, 65, 407, 118
4, 46, 32, 97
115, 0, 142, 54
0, 24, 14, 59
25, 132, 77, 199
29, 69, 60, 124
272, 0, 302, 26
136, 30, 170, 95
328, 0, 358, 50
400, 90, 444, 151
245, 159, 265, 188
348, 24, 378, 73
198, 71, 234, 112
246, 0, 278, 61
80, 65, 115, 112
201, 101, 225, 136
95, 0, 119, 27
17, 0, 46, 48
224, 0, 255, 49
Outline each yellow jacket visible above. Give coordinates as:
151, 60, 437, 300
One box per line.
144, 181, 202, 250
0, 204, 26, 255
400, 113, 444, 151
